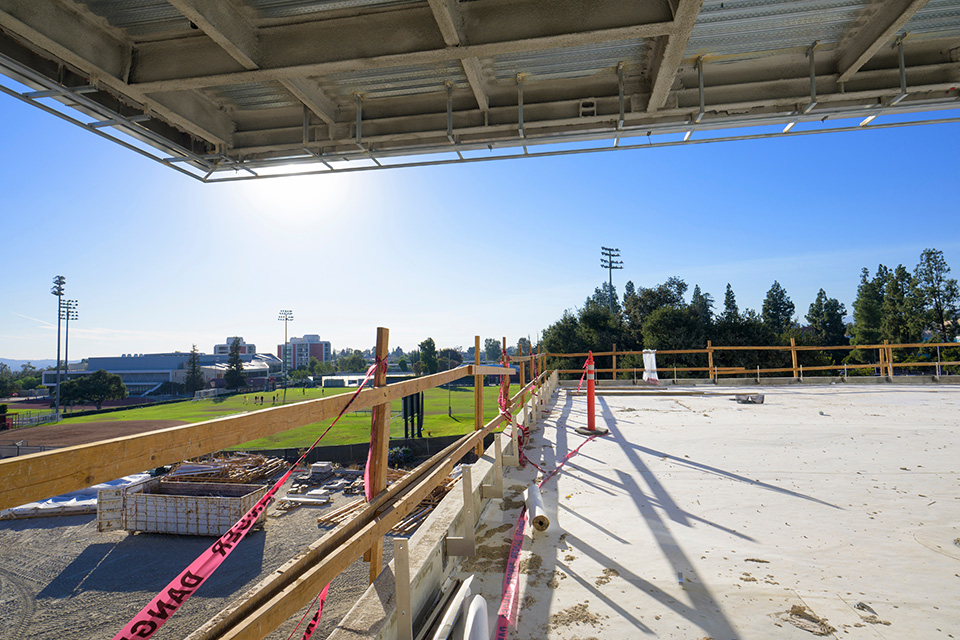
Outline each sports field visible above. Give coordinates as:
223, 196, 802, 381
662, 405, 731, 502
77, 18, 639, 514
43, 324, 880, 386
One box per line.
47, 384, 517, 448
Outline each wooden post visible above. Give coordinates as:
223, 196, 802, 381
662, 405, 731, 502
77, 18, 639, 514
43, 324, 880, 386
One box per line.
612, 343, 617, 381
877, 344, 885, 378
367, 326, 390, 583
519, 343, 526, 390
885, 339, 894, 378
790, 337, 798, 379
707, 340, 714, 381
474, 336, 483, 457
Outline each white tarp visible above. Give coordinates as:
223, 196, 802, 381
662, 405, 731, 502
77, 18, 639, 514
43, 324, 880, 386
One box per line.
642, 350, 659, 384
0, 473, 151, 519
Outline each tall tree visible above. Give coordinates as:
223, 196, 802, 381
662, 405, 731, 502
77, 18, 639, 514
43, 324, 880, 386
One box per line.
851, 266, 887, 346
721, 283, 739, 321
914, 248, 959, 341
689, 285, 714, 328
224, 337, 246, 389
806, 289, 848, 346
418, 338, 439, 375
517, 336, 532, 355
184, 344, 205, 394
586, 282, 621, 315
881, 265, 923, 344
762, 281, 795, 339
484, 338, 502, 362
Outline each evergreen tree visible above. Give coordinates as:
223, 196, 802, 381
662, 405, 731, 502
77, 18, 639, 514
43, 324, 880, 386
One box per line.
224, 337, 246, 389
689, 285, 714, 328
184, 344, 204, 394
484, 338, 502, 362
721, 283, 739, 321
914, 248, 960, 341
881, 265, 923, 344
806, 289, 847, 346
761, 281, 795, 339
851, 266, 886, 346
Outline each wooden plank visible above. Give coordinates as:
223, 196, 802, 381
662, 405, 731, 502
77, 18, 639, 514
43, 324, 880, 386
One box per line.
0, 364, 511, 512
367, 327, 390, 583
707, 340, 714, 380
191, 409, 510, 640
474, 335, 483, 457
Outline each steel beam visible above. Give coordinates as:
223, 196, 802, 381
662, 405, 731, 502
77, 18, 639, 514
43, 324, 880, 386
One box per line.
647, 0, 703, 112
167, 0, 260, 70
836, 0, 928, 83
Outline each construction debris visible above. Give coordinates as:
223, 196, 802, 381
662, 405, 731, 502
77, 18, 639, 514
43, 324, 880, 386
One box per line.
735, 394, 765, 404
167, 453, 286, 484
316, 473, 458, 536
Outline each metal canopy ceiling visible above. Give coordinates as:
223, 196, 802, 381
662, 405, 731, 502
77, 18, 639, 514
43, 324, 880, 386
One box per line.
0, 0, 958, 181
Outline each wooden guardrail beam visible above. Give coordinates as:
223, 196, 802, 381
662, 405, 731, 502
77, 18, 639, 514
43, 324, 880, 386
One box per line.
0, 364, 511, 511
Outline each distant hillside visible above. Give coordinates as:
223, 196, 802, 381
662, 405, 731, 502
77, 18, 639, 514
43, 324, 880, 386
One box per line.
0, 358, 63, 370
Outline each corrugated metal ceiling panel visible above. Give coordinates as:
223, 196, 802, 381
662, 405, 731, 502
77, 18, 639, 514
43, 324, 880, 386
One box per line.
685, 0, 872, 58
79, 0, 192, 36
206, 82, 299, 110
243, 0, 419, 19
492, 39, 649, 81
322, 60, 467, 100
904, 0, 960, 39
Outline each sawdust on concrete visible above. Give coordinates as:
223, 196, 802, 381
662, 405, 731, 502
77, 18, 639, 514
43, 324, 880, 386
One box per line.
549, 601, 603, 629
594, 568, 619, 587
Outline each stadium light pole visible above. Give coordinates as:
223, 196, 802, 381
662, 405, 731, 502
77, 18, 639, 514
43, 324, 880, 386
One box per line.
600, 247, 623, 312
51, 276, 66, 418
61, 300, 78, 412
278, 309, 293, 403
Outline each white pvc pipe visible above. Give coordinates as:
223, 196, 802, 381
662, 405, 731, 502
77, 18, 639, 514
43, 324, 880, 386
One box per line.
524, 484, 550, 532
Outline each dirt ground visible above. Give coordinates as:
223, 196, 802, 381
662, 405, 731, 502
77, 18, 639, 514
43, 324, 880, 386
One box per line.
0, 420, 187, 447
0, 488, 393, 640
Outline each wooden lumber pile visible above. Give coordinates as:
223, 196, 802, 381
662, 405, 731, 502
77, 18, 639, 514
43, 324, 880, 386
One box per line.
168, 453, 286, 484
316, 472, 458, 535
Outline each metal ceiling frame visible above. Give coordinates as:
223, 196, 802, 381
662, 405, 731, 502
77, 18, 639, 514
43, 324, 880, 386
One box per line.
1, 0, 958, 182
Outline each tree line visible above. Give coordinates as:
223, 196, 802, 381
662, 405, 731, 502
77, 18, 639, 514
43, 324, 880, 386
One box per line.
542, 248, 960, 377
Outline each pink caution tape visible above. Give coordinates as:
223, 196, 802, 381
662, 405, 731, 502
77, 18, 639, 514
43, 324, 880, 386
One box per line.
494, 509, 527, 639
493, 429, 605, 640
113, 359, 384, 640
297, 583, 330, 640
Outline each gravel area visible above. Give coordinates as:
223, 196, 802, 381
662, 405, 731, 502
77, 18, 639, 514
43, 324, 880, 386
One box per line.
0, 487, 393, 640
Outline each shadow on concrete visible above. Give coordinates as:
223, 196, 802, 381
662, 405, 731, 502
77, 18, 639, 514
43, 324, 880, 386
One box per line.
597, 397, 840, 509
37, 529, 266, 599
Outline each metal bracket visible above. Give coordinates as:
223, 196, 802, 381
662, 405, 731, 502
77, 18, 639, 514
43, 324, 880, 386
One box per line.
444, 465, 476, 556
396, 539, 413, 640
446, 81, 456, 144
695, 55, 705, 124
481, 437, 504, 499
802, 41, 819, 114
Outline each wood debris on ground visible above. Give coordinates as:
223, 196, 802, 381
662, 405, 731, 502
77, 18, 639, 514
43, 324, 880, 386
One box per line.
168, 453, 286, 484
316, 473, 459, 535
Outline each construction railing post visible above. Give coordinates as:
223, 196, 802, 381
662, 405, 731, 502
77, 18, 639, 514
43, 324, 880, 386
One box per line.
396, 538, 412, 640
519, 344, 526, 390
612, 343, 617, 381
790, 337, 799, 380
366, 326, 390, 583
577, 351, 607, 436
474, 335, 483, 457
707, 341, 714, 382
885, 339, 894, 378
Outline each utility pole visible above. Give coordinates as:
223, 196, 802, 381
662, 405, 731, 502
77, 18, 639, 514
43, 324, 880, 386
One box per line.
61, 300, 78, 410
51, 276, 66, 419
600, 247, 623, 312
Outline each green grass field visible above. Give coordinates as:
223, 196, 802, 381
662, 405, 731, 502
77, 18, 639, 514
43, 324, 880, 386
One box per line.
56, 384, 517, 448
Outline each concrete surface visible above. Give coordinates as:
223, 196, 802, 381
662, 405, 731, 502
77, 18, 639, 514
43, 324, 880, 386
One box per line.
459, 384, 960, 639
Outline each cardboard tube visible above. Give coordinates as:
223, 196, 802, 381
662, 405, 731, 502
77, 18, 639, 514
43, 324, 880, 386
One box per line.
523, 485, 550, 532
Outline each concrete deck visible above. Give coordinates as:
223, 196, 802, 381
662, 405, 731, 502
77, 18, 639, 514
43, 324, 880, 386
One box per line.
459, 385, 960, 639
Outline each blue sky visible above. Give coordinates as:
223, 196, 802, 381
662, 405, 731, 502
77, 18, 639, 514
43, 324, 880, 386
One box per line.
2, 89, 958, 361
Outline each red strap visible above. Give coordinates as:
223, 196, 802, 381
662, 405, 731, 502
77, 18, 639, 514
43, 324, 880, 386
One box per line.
113, 358, 385, 640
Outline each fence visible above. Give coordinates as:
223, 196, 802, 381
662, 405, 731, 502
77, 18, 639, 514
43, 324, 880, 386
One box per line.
0, 443, 57, 458
0, 328, 549, 640
546, 340, 960, 380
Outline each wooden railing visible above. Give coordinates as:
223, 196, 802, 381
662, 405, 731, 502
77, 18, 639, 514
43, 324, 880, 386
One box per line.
0, 327, 556, 640
546, 340, 960, 380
